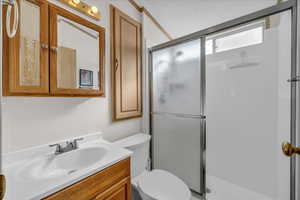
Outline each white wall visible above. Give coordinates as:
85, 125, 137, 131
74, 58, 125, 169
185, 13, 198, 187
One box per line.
142, 13, 169, 47
139, 0, 278, 39
1, 0, 144, 153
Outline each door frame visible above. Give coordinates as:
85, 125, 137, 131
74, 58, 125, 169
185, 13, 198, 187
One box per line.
148, 0, 298, 199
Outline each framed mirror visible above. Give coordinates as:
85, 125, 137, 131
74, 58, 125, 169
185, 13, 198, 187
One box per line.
49, 5, 105, 96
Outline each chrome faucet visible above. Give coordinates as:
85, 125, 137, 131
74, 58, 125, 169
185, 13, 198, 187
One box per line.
49, 138, 84, 155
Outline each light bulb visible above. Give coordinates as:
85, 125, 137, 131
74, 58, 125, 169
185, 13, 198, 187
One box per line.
72, 0, 80, 5
91, 6, 98, 14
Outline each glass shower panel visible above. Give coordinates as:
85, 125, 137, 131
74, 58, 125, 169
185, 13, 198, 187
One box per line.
152, 39, 202, 193
152, 114, 201, 192
152, 40, 201, 115
206, 10, 291, 200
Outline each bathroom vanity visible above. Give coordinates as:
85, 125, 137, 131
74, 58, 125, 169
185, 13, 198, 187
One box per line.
43, 158, 131, 200
2, 134, 132, 200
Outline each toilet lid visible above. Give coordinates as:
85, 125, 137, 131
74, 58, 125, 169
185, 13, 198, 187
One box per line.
137, 169, 191, 200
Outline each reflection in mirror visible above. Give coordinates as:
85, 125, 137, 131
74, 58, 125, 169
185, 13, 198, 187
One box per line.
57, 15, 100, 90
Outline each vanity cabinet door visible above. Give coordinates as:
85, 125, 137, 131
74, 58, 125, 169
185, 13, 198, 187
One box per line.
2, 0, 49, 95
94, 177, 131, 200
110, 6, 142, 120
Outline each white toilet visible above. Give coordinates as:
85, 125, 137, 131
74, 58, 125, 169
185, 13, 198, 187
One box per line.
114, 133, 191, 200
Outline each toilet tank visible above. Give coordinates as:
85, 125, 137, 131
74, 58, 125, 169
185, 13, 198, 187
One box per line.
114, 133, 151, 178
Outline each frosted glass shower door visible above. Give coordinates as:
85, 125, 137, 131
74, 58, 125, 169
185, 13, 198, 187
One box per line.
205, 10, 293, 200
151, 39, 203, 193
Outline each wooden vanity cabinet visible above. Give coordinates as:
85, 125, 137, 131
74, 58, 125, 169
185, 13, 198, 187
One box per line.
43, 158, 131, 200
94, 177, 131, 200
2, 0, 49, 96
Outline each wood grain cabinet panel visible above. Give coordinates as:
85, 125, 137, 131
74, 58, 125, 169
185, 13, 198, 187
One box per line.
94, 177, 131, 200
43, 158, 131, 200
111, 6, 142, 120
2, 0, 49, 95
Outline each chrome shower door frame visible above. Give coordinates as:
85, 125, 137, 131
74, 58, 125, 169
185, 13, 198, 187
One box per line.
149, 0, 298, 199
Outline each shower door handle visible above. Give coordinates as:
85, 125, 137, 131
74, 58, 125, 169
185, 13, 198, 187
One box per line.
282, 142, 300, 157
287, 75, 300, 83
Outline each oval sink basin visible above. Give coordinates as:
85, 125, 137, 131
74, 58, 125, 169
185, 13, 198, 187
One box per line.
17, 146, 107, 181
55, 147, 106, 170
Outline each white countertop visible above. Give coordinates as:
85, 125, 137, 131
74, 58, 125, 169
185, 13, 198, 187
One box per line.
2, 133, 132, 200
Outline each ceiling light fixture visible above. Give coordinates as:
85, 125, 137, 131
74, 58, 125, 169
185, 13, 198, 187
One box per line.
59, 0, 100, 20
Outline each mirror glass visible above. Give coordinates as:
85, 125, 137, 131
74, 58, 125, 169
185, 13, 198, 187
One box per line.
57, 15, 100, 90
19, 0, 41, 86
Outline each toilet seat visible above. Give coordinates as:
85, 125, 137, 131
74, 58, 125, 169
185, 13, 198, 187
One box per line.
136, 169, 191, 200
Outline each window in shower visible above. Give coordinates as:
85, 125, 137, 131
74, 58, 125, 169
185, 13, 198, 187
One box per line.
206, 20, 264, 55
205, 39, 213, 55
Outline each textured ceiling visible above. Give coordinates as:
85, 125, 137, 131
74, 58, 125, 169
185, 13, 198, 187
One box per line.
139, 0, 279, 38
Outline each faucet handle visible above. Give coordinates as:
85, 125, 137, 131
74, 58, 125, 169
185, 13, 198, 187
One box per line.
49, 143, 60, 148
73, 138, 84, 149
49, 143, 61, 154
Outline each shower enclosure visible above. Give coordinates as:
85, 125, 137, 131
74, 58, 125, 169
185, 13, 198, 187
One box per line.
149, 1, 299, 200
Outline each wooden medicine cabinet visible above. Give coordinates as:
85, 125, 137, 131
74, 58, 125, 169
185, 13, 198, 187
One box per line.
2, 0, 105, 97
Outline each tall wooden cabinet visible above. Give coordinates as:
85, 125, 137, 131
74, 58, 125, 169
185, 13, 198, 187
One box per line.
110, 6, 142, 121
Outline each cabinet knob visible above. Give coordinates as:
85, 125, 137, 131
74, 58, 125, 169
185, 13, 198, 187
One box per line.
50, 46, 58, 52
115, 59, 119, 71
40, 43, 49, 49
